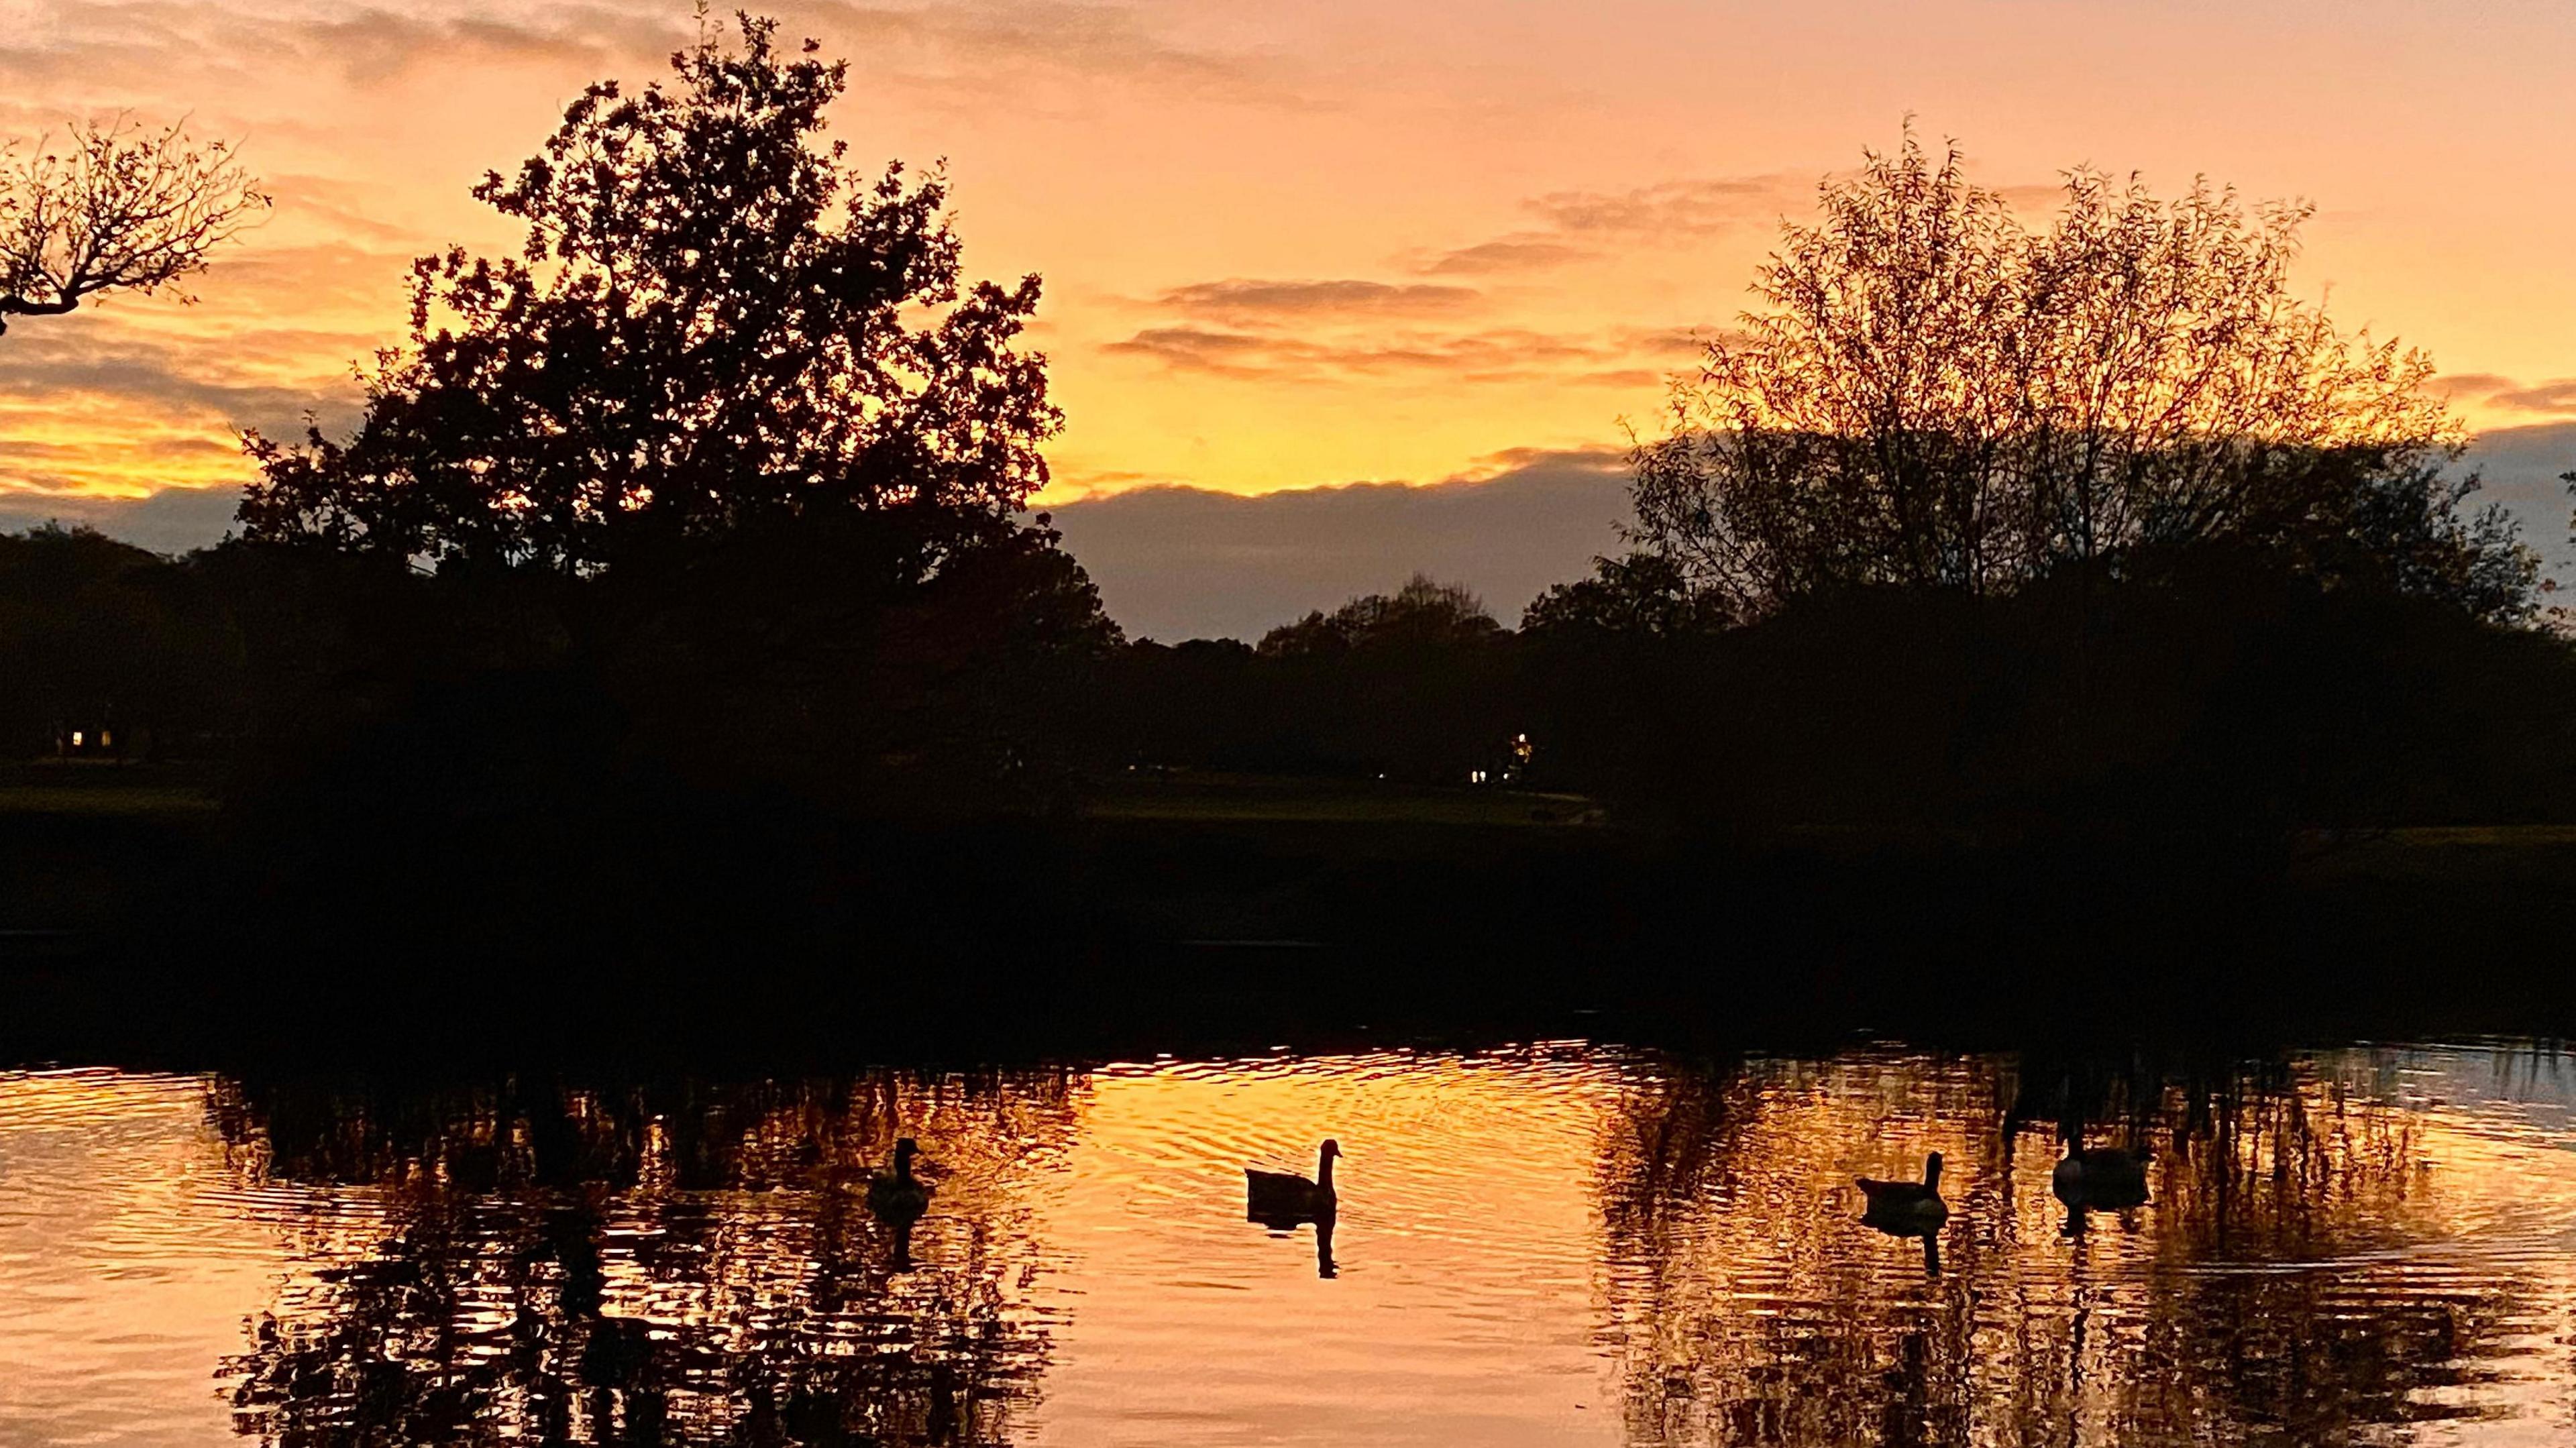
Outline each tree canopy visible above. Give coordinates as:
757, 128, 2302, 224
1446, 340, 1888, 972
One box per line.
1256, 574, 1503, 657
1626, 131, 2535, 624
0, 117, 266, 338
238, 14, 1059, 576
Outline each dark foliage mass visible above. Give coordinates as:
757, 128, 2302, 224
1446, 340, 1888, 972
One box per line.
0, 523, 242, 759
1522, 553, 2576, 842
238, 15, 1053, 573
1101, 575, 1521, 783
212, 17, 1116, 824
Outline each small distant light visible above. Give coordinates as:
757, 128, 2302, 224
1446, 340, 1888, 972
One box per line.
69, 731, 83, 747
99, 730, 111, 748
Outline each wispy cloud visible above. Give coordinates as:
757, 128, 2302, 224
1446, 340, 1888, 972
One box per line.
1421, 239, 1597, 276
0, 318, 362, 494
1155, 278, 1481, 322
1104, 323, 1692, 386
2445, 372, 2576, 418
1413, 173, 1809, 276
802, 0, 1305, 103
1525, 175, 1805, 236
0, 1, 1298, 105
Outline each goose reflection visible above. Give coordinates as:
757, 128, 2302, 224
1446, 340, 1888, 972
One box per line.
1246, 1139, 1341, 1278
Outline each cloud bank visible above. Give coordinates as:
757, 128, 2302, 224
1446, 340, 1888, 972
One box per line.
1046, 447, 1632, 640
20, 426, 2571, 641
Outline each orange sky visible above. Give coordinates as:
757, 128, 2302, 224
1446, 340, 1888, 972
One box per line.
4, 0, 2575, 516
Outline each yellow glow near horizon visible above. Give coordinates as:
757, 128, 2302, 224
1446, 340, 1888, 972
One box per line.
4, 0, 2575, 516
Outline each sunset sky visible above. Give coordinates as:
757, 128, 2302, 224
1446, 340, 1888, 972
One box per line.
5, 0, 2575, 533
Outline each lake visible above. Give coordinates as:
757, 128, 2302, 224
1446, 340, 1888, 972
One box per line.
4, 1040, 2575, 1445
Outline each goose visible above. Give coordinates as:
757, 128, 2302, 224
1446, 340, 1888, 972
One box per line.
1856, 1152, 1948, 1233
2052, 1142, 2148, 1212
1246, 1139, 1339, 1221
867, 1137, 934, 1225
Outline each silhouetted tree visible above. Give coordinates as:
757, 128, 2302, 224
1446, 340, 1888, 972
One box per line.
0, 118, 266, 338
1257, 573, 1502, 657
1519, 553, 1728, 640
1627, 129, 2536, 623
238, 13, 1057, 576
0, 524, 242, 757
211, 15, 1118, 824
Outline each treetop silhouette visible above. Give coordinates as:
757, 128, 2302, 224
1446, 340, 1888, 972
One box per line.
1627, 129, 2534, 623
239, 12, 1059, 575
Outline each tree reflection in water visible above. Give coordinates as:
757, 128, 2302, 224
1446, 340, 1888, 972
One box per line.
208, 1072, 1079, 1446
146, 1045, 2576, 1448
1595, 1046, 2573, 1447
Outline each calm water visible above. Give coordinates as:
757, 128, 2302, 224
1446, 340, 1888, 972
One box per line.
4, 1042, 2576, 1446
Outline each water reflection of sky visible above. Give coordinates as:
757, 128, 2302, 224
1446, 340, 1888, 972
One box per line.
1, 1042, 2572, 1447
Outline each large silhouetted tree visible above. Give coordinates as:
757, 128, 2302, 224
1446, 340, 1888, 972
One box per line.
0, 119, 266, 339
1625, 131, 2535, 623
238, 13, 1059, 575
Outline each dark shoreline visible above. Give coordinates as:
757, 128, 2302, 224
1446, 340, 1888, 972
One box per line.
9, 774, 2576, 1073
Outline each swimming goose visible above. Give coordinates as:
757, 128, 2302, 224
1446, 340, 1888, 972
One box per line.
2052, 1143, 2149, 1212
1856, 1152, 1948, 1232
1246, 1139, 1339, 1221
867, 1137, 934, 1224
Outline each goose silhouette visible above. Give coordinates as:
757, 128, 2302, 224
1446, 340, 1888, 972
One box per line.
1856, 1152, 1948, 1232
1246, 1139, 1339, 1221
2053, 1141, 2148, 1233
868, 1138, 934, 1221
866, 1137, 935, 1270
1856, 1152, 1947, 1274
2051, 1144, 2148, 1207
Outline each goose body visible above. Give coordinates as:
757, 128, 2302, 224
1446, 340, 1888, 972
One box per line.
2052, 1145, 2148, 1211
1856, 1152, 1949, 1232
867, 1137, 934, 1223
1246, 1139, 1339, 1222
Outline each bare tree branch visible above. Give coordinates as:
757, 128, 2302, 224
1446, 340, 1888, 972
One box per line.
0, 116, 270, 339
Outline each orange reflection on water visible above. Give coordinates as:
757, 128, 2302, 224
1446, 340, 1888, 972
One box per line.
4, 1043, 2575, 1447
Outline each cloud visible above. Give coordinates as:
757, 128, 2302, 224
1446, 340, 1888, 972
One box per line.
2445, 372, 2576, 418
1420, 239, 1597, 276
1525, 175, 1805, 236
1155, 278, 1481, 321
798, 0, 1306, 105
0, 1, 1296, 107
1103, 323, 1678, 385
1415, 174, 1807, 276
0, 317, 363, 494
1046, 447, 1633, 641
1104, 313, 1711, 388
0, 323, 359, 432
288, 7, 680, 85
0, 483, 242, 554
0, 2, 682, 94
